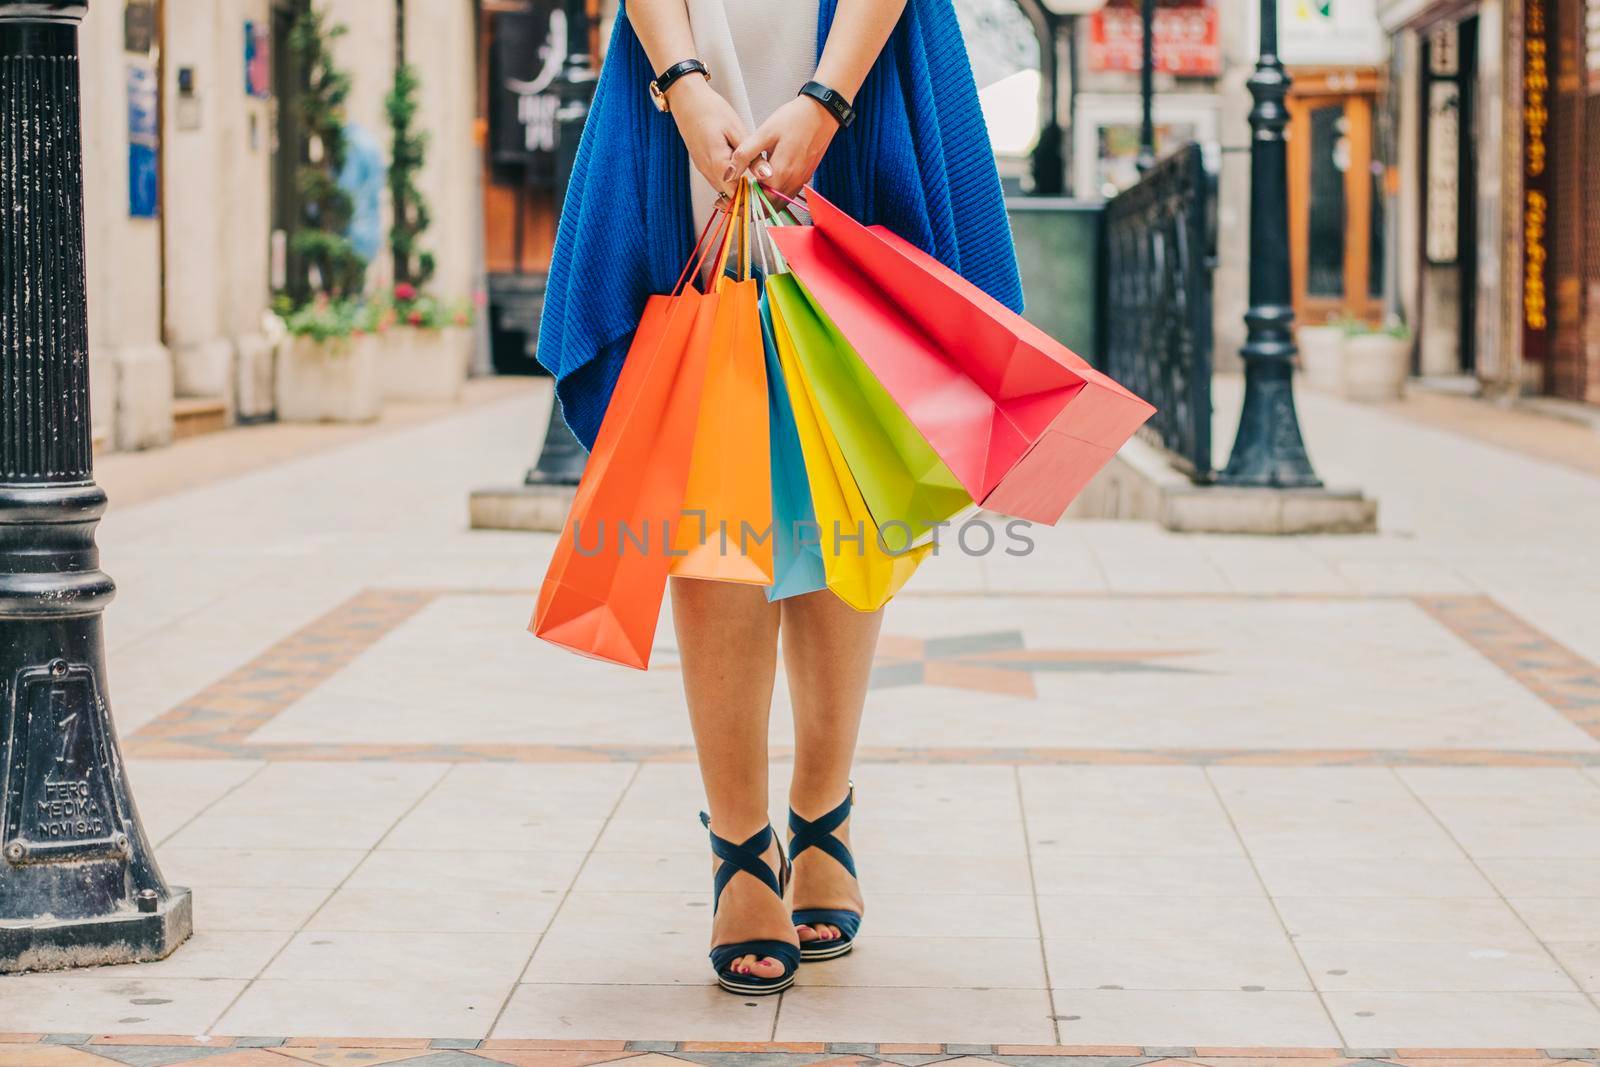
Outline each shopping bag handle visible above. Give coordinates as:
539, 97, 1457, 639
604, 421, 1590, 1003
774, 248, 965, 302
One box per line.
756, 183, 807, 215
673, 196, 737, 296
750, 185, 790, 274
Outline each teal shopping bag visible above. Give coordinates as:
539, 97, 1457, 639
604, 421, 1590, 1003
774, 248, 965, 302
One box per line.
760, 289, 829, 602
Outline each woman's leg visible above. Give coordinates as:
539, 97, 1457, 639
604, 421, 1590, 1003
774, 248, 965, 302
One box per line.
780, 590, 882, 942
670, 575, 795, 978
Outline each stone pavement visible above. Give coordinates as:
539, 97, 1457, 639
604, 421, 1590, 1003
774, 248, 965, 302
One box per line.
3, 378, 1598, 1055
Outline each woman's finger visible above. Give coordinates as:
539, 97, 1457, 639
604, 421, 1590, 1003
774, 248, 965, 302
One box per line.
730, 129, 778, 180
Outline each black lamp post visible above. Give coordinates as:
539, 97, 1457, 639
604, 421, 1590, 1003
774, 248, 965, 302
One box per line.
525, 0, 595, 488
1135, 0, 1157, 173
0, 0, 192, 972
1218, 0, 1321, 488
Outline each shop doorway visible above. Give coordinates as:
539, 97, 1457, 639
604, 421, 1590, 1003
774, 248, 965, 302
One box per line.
1286, 67, 1386, 328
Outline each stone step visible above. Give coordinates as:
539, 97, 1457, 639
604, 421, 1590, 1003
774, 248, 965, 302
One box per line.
171, 397, 229, 441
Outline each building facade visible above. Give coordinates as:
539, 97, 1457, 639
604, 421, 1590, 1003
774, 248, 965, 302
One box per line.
79, 0, 480, 452
1381, 0, 1600, 403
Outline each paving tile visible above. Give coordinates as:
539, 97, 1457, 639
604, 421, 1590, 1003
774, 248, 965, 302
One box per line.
1250, 856, 1496, 899
1510, 899, 1600, 943
1398, 770, 1600, 860
1035, 895, 1284, 943
382, 811, 609, 853
263, 930, 538, 983
493, 984, 777, 1041
773, 987, 1055, 1044
165, 812, 400, 852
344, 850, 588, 893
1273, 897, 1537, 944
1298, 941, 1579, 992
203, 762, 448, 819
1475, 859, 1600, 899
791, 936, 1048, 989
1546, 942, 1600, 991
850, 894, 1040, 939
470, 1050, 640, 1067
1027, 855, 1263, 898
521, 929, 708, 986
0, 975, 247, 1034
216, 978, 511, 1039
0, 1047, 119, 1067
1323, 991, 1600, 1047
89, 931, 291, 979
124, 759, 268, 845
1024, 813, 1244, 857
572, 852, 710, 894
1044, 937, 1311, 991
1047, 990, 1340, 1046
424, 763, 637, 816
190, 886, 332, 931
155, 848, 367, 890
305, 887, 563, 933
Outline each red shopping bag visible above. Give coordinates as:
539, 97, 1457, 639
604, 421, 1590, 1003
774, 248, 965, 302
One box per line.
531, 213, 731, 669
767, 189, 1156, 524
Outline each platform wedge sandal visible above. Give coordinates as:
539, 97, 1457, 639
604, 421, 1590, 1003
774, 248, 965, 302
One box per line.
700, 813, 801, 995
788, 786, 863, 962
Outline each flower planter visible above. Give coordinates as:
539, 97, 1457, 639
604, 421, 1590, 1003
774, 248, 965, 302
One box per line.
380, 326, 471, 403
1341, 333, 1411, 402
1296, 325, 1345, 394
275, 332, 382, 423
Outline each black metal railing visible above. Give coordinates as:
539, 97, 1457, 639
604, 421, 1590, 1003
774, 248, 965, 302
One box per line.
1101, 143, 1214, 480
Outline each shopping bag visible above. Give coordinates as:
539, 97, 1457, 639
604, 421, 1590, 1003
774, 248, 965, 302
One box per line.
767, 188, 1156, 525
759, 289, 828, 602
670, 184, 774, 584
765, 272, 971, 547
531, 211, 732, 669
767, 272, 930, 612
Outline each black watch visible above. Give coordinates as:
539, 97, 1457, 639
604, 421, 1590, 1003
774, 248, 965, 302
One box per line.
649, 59, 710, 113
799, 81, 856, 129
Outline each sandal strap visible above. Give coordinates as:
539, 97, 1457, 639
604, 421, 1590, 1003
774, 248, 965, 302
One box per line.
791, 907, 862, 941
709, 939, 802, 976
700, 812, 785, 912
787, 786, 856, 878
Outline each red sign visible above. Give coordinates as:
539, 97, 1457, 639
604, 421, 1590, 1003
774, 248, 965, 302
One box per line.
1089, 0, 1220, 78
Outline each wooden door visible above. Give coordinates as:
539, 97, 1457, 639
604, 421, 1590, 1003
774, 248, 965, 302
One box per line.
1287, 69, 1384, 326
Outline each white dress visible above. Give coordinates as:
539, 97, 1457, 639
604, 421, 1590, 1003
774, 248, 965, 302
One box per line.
685, 0, 821, 240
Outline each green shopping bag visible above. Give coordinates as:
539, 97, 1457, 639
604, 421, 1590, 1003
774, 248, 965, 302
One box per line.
764, 273, 972, 548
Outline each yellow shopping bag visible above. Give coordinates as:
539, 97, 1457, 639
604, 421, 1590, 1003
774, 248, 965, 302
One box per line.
768, 281, 930, 612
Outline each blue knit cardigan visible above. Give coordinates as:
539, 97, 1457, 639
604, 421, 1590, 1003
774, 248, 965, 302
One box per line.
537, 0, 1025, 449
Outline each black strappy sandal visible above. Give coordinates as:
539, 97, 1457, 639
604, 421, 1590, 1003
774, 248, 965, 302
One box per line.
700, 813, 801, 995
788, 786, 863, 962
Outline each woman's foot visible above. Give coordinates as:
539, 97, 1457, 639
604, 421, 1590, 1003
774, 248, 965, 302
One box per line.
706, 821, 801, 983
789, 792, 865, 950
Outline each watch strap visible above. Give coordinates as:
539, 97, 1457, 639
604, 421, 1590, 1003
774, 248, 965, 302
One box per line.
652, 59, 709, 99
799, 81, 855, 129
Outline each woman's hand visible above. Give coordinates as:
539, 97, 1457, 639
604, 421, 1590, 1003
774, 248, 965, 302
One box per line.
667, 77, 750, 196
728, 97, 839, 198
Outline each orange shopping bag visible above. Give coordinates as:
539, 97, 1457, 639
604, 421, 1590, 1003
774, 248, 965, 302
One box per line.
671, 183, 774, 584
531, 209, 733, 669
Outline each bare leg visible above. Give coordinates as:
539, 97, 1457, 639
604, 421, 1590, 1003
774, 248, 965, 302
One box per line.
670, 576, 795, 979
781, 590, 881, 943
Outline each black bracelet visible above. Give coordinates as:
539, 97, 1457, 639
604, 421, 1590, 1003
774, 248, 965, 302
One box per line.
649, 59, 710, 113
799, 80, 856, 129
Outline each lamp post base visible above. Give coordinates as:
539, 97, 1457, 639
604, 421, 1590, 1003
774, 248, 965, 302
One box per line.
0, 888, 192, 975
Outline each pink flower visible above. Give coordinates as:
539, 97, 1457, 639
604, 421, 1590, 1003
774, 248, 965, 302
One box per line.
394, 282, 418, 302
407, 309, 424, 326
453, 311, 469, 326
472, 289, 488, 310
